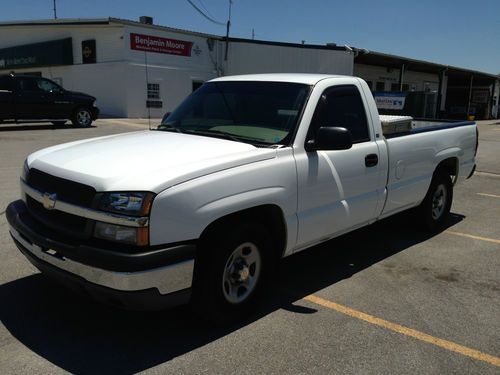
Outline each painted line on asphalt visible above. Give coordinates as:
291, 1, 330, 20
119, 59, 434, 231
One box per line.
475, 171, 500, 179
304, 294, 500, 367
97, 119, 155, 128
446, 231, 500, 245
477, 193, 500, 199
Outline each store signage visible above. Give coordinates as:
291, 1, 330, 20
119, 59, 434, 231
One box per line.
373, 92, 407, 110
0, 38, 73, 70
130, 33, 193, 56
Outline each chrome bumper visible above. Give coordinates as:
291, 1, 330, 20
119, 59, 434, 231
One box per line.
10, 226, 194, 295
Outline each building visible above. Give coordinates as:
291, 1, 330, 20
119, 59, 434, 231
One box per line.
0, 17, 498, 119
354, 51, 499, 120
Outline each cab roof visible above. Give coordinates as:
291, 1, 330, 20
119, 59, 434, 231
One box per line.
210, 73, 354, 85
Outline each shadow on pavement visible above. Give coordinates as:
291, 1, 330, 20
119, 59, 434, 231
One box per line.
0, 211, 464, 374
0, 123, 95, 131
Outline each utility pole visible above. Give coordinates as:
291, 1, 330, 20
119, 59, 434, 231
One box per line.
53, 0, 57, 19
252, 28, 255, 40
224, 0, 232, 61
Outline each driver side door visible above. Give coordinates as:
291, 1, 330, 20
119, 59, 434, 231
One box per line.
295, 84, 384, 249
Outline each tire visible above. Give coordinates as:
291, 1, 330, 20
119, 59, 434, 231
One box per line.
51, 121, 66, 126
192, 221, 272, 324
71, 107, 93, 127
418, 170, 453, 231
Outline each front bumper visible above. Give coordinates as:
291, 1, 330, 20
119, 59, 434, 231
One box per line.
7, 200, 195, 310
90, 106, 99, 120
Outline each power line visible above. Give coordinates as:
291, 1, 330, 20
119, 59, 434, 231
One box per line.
185, 0, 225, 25
195, 0, 215, 20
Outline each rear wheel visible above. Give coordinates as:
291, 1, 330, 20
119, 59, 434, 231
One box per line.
71, 107, 93, 127
418, 171, 453, 231
192, 221, 271, 324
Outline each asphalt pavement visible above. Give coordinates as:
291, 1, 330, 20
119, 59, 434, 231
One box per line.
0, 119, 498, 374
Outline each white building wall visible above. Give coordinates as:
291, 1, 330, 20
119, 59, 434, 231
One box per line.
227, 42, 353, 76
123, 25, 221, 117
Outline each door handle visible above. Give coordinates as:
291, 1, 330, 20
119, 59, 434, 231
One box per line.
365, 154, 378, 167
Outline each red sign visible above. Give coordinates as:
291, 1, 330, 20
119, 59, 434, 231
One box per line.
130, 33, 193, 56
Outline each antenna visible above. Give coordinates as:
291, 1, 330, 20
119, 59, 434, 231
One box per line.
144, 51, 152, 130
53, 0, 57, 19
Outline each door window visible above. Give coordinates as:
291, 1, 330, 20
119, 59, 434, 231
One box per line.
310, 85, 370, 144
36, 79, 61, 93
18, 78, 41, 92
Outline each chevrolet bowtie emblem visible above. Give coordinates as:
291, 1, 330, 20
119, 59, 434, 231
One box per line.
42, 192, 57, 210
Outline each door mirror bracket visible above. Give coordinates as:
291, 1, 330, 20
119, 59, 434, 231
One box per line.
305, 126, 353, 151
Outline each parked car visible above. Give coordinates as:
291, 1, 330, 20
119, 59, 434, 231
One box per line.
0, 74, 99, 127
6, 74, 477, 322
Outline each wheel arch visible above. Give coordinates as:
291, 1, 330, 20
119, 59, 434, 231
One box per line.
434, 156, 459, 184
199, 204, 288, 262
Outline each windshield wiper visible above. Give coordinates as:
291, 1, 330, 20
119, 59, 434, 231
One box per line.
156, 123, 184, 133
184, 129, 244, 143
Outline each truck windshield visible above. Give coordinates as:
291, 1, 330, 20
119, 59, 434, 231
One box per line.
158, 81, 311, 146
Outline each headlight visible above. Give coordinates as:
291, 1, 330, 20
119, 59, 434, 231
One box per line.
21, 159, 29, 181
94, 192, 155, 246
94, 222, 149, 246
97, 192, 155, 216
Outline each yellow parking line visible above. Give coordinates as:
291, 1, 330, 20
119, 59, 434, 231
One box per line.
304, 294, 500, 367
477, 193, 500, 199
446, 231, 500, 245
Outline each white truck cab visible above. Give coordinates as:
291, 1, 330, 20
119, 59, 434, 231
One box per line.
7, 74, 477, 321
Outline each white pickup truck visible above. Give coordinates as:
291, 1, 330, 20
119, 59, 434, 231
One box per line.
7, 74, 477, 321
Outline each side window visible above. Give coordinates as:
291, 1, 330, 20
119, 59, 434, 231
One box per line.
0, 77, 12, 91
310, 85, 370, 144
19, 78, 41, 92
36, 78, 60, 93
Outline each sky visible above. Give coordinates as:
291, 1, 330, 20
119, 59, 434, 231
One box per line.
1, 0, 499, 75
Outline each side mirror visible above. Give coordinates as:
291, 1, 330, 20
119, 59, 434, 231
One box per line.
305, 126, 353, 151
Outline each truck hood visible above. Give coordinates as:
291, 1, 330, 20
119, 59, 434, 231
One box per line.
27, 131, 277, 193
67, 90, 95, 101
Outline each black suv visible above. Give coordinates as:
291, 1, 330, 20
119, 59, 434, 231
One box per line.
0, 75, 99, 127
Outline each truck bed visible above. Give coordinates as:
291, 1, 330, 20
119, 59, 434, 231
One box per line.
380, 115, 475, 138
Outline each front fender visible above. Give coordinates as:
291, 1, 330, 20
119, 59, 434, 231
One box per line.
148, 149, 298, 253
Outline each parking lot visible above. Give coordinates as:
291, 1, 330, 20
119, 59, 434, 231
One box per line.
0, 119, 499, 374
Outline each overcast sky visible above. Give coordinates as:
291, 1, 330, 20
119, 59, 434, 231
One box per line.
2, 0, 499, 75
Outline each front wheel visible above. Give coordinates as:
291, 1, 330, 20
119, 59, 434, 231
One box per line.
71, 107, 93, 127
192, 221, 271, 324
418, 171, 453, 231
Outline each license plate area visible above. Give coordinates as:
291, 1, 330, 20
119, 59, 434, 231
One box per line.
41, 247, 66, 261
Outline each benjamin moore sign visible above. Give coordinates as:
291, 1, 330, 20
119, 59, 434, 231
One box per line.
130, 33, 193, 56
0, 38, 73, 70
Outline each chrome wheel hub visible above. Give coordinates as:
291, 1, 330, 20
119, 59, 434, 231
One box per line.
431, 184, 447, 220
222, 242, 261, 304
77, 110, 91, 126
